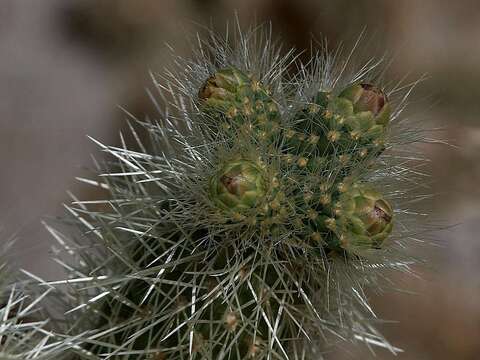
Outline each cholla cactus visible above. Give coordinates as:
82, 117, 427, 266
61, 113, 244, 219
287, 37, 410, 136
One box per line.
34, 23, 435, 359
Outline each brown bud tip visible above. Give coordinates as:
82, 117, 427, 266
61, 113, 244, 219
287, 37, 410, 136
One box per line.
327, 130, 340, 142
198, 68, 249, 101
339, 83, 391, 125
220, 173, 247, 197
198, 74, 229, 100
297, 157, 308, 168
367, 199, 393, 235
357, 83, 388, 116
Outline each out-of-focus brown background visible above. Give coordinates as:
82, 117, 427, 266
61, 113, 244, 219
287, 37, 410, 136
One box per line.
1, 1, 478, 359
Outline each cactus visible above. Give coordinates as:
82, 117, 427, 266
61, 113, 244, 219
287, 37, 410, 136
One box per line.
19, 23, 437, 360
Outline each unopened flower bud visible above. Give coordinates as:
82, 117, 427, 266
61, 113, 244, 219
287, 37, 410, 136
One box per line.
339, 83, 390, 126
210, 159, 267, 212
199, 68, 249, 103
329, 183, 394, 252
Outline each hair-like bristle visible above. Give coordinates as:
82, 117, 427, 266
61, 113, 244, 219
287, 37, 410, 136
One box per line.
0, 237, 64, 359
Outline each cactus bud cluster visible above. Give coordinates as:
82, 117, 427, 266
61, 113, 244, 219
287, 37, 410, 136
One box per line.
339, 83, 390, 125
196, 64, 398, 356
199, 68, 250, 107
206, 67, 394, 254
40, 26, 429, 360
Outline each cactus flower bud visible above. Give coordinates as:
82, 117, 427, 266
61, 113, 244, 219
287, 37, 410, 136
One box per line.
326, 183, 393, 252
199, 68, 250, 105
339, 83, 390, 126
210, 159, 267, 211
199, 67, 280, 143
291, 85, 390, 163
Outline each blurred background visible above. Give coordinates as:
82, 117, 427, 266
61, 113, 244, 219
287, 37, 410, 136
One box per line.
1, 0, 478, 359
